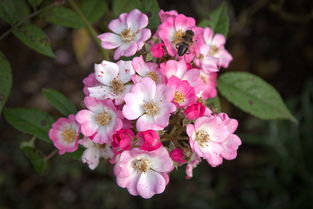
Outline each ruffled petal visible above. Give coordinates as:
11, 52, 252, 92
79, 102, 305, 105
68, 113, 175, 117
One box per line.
136, 171, 166, 199
98, 32, 122, 49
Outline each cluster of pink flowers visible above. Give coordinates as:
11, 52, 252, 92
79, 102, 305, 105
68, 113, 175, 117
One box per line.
49, 9, 241, 199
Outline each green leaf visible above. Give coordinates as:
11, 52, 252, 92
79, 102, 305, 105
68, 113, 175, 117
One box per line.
3, 108, 55, 143
21, 145, 47, 174
28, 0, 43, 9
12, 24, 55, 57
41, 6, 84, 28
0, 52, 12, 114
112, 0, 140, 17
79, 0, 108, 23
0, 0, 30, 24
207, 2, 229, 36
42, 88, 76, 116
217, 72, 296, 122
63, 146, 84, 161
206, 96, 221, 113
138, 0, 160, 29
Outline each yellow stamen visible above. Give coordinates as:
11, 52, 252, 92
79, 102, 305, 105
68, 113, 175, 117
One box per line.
111, 79, 124, 95
146, 71, 158, 83
174, 91, 185, 103
121, 29, 134, 42
133, 158, 151, 173
143, 102, 159, 116
195, 130, 210, 147
208, 45, 219, 56
96, 112, 112, 126
62, 128, 76, 143
173, 30, 185, 44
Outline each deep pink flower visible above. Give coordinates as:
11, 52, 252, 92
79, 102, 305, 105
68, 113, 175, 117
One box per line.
150, 43, 165, 58
75, 97, 123, 144
186, 115, 231, 167
158, 14, 196, 56
159, 10, 178, 23
114, 147, 173, 199
112, 129, 134, 151
48, 114, 80, 155
132, 55, 164, 84
136, 130, 162, 151
98, 9, 151, 60
184, 103, 206, 120
79, 137, 114, 170
167, 76, 197, 107
169, 148, 186, 163
122, 78, 176, 131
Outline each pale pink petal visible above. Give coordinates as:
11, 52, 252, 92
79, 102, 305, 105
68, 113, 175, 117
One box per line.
82, 147, 100, 170
136, 171, 166, 199
174, 14, 196, 31
98, 32, 122, 49
126, 9, 149, 32
95, 60, 119, 86
116, 60, 135, 83
108, 13, 128, 34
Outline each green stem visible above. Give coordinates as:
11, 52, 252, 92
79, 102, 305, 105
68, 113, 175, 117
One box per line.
68, 0, 109, 60
45, 149, 57, 161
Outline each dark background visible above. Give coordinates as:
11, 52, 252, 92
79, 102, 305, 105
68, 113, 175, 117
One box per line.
0, 0, 313, 208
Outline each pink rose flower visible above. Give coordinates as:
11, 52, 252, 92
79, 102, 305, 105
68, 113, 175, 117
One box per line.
114, 147, 173, 198
184, 103, 206, 120
122, 78, 176, 131
186, 115, 231, 167
79, 137, 114, 170
132, 55, 164, 84
112, 129, 134, 151
169, 148, 186, 163
194, 27, 233, 69
48, 114, 80, 155
150, 43, 165, 58
158, 14, 196, 56
75, 97, 123, 144
167, 76, 197, 107
98, 9, 151, 60
136, 130, 162, 151
88, 60, 135, 105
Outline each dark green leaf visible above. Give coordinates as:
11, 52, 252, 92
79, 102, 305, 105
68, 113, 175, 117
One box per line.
63, 146, 84, 161
79, 0, 108, 23
42, 88, 76, 116
12, 24, 55, 57
112, 0, 140, 17
206, 96, 221, 113
21, 145, 47, 174
28, 0, 43, 9
3, 108, 55, 143
41, 6, 84, 28
217, 72, 296, 122
0, 0, 30, 24
0, 52, 12, 114
207, 2, 229, 36
138, 0, 160, 29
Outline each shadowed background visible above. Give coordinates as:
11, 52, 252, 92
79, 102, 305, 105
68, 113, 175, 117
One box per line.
0, 0, 312, 208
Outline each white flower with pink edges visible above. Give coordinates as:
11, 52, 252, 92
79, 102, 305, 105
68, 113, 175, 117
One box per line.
131, 55, 164, 84
75, 97, 123, 144
49, 114, 80, 155
88, 60, 135, 105
114, 147, 173, 199
79, 137, 114, 170
123, 78, 176, 131
98, 9, 151, 60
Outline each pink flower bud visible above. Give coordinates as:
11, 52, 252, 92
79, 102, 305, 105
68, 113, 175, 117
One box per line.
184, 103, 206, 120
151, 43, 165, 58
112, 129, 134, 151
169, 148, 186, 163
137, 130, 162, 151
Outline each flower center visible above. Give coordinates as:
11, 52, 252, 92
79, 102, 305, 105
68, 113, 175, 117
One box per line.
174, 91, 185, 103
133, 158, 151, 173
195, 130, 210, 147
208, 45, 219, 56
121, 29, 134, 42
143, 101, 159, 116
62, 128, 76, 143
96, 112, 112, 126
173, 30, 185, 44
111, 79, 124, 95
96, 143, 106, 149
146, 71, 158, 83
